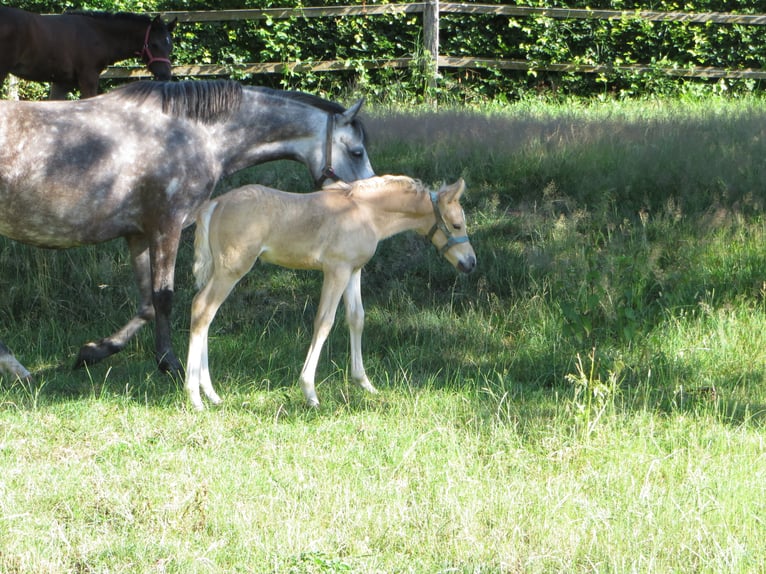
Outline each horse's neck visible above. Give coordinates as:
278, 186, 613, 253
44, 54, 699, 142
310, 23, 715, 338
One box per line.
217, 90, 321, 174
81, 17, 147, 60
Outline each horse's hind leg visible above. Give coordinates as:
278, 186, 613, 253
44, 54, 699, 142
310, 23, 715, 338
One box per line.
0, 341, 32, 381
74, 236, 154, 369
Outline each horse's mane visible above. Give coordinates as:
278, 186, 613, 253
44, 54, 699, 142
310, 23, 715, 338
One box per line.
111, 80, 244, 124
63, 10, 152, 25
273, 89, 346, 115
252, 87, 364, 129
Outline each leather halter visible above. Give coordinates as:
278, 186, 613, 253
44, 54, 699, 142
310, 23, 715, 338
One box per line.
320, 113, 341, 185
426, 191, 471, 256
137, 23, 172, 69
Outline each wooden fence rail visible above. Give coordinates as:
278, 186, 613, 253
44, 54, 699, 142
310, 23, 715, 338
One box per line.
96, 2, 766, 81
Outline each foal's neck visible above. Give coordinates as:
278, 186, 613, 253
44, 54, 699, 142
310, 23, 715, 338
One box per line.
359, 186, 433, 241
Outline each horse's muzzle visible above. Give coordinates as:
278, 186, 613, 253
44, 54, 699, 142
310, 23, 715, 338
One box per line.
149, 63, 173, 81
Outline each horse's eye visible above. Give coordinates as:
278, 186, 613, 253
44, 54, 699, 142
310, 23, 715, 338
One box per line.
349, 147, 364, 159
452, 224, 462, 230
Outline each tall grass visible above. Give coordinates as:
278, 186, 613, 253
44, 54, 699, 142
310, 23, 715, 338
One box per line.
2, 95, 766, 572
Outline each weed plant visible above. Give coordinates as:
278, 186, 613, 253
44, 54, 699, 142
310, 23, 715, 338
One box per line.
1, 95, 766, 571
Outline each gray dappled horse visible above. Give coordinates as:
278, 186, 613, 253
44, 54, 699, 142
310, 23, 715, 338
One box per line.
0, 7, 176, 99
0, 80, 374, 380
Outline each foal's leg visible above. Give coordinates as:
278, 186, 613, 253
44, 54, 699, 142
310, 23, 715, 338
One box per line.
299, 266, 352, 407
186, 272, 242, 410
75, 236, 155, 368
343, 269, 377, 395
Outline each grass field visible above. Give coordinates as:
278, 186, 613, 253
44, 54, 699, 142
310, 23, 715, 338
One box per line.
2, 95, 766, 572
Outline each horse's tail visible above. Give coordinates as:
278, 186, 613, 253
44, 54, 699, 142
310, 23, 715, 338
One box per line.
193, 201, 218, 290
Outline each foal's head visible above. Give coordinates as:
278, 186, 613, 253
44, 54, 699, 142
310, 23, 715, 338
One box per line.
428, 179, 477, 274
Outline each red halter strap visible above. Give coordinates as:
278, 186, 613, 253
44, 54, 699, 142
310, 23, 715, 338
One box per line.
137, 23, 172, 69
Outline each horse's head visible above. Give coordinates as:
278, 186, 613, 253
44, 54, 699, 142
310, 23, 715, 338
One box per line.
140, 15, 177, 81
315, 99, 375, 188
427, 179, 477, 274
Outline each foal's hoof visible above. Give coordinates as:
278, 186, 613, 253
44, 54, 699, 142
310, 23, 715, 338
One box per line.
74, 340, 120, 369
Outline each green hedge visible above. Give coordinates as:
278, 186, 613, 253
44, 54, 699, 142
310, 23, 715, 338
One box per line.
8, 0, 766, 101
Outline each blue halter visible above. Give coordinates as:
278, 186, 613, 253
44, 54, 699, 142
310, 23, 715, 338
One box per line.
426, 191, 470, 257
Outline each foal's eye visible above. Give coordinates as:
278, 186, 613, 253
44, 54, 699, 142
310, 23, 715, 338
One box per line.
452, 224, 462, 230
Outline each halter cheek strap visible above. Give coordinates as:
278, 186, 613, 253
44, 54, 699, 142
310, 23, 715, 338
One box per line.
320, 113, 341, 185
137, 23, 172, 69
426, 191, 470, 257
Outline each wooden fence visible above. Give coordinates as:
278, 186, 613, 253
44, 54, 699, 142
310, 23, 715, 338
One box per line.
91, 2, 766, 82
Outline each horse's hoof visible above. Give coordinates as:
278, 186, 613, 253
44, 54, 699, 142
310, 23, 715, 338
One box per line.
0, 363, 33, 383
73, 340, 119, 369
158, 355, 185, 379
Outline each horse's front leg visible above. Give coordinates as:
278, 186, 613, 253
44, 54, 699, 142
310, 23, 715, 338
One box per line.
75, 235, 155, 369
299, 267, 351, 407
150, 225, 184, 378
343, 268, 377, 395
77, 74, 100, 99
49, 83, 71, 100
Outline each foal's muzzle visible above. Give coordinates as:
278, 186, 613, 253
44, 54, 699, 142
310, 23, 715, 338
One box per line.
457, 255, 477, 274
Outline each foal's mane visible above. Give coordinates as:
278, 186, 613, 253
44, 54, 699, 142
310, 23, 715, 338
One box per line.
330, 175, 426, 197
112, 80, 244, 124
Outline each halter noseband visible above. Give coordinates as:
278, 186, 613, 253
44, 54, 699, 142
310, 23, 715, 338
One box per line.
137, 23, 172, 69
425, 191, 471, 256
319, 113, 341, 186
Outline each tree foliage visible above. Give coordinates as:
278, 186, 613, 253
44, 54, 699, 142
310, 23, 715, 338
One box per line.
7, 0, 766, 101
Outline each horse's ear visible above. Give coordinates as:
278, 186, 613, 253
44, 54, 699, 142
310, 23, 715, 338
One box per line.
153, 15, 177, 32
339, 98, 364, 126
441, 178, 466, 202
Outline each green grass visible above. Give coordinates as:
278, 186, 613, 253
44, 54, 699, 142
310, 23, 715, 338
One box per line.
2, 95, 766, 572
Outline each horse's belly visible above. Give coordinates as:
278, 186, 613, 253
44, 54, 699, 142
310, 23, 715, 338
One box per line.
0, 191, 141, 248
0, 218, 137, 248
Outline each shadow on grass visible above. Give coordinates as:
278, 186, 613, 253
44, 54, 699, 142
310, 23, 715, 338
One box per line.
4, 103, 766, 426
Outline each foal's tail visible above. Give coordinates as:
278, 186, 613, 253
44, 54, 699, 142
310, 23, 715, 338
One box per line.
192, 201, 218, 290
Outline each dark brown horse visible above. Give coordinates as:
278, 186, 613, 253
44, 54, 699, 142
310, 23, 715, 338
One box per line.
0, 7, 176, 99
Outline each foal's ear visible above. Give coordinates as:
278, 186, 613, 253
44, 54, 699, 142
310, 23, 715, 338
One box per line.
441, 178, 466, 202
339, 99, 364, 126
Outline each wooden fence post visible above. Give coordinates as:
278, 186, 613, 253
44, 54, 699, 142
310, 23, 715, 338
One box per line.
423, 0, 439, 84
8, 75, 19, 101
